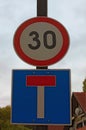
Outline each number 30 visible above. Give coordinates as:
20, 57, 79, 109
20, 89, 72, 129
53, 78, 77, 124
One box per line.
28, 31, 56, 50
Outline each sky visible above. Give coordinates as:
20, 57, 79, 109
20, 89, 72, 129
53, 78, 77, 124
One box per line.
0, 0, 86, 107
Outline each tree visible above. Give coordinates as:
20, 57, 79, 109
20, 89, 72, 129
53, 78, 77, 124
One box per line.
0, 106, 32, 130
82, 78, 86, 92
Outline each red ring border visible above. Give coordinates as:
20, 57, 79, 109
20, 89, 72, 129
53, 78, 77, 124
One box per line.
13, 17, 70, 66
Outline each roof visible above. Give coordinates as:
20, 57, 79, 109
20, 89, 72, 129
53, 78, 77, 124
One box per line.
77, 126, 86, 130
73, 92, 86, 113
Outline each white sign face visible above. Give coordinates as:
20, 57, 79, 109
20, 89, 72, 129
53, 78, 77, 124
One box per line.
20, 22, 63, 61
14, 17, 69, 66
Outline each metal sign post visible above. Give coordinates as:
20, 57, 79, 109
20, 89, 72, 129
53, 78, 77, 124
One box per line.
36, 0, 48, 130
37, 0, 47, 16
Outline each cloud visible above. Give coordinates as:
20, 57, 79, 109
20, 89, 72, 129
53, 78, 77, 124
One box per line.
0, 0, 86, 107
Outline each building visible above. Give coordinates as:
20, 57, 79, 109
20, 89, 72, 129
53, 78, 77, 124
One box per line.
69, 92, 86, 130
48, 126, 64, 130
48, 92, 86, 130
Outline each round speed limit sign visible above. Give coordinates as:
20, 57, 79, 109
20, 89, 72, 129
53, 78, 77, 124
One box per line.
14, 17, 69, 66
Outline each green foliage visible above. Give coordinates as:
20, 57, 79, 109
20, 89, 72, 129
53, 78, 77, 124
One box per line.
83, 78, 86, 92
0, 106, 32, 130
0, 106, 10, 120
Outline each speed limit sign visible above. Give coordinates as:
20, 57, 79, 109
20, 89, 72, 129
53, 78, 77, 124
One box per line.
14, 17, 69, 66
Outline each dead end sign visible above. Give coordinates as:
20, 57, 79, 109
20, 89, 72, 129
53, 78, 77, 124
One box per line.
11, 69, 71, 125
13, 17, 69, 66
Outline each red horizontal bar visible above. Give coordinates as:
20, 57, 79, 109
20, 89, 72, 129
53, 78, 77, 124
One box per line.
26, 75, 56, 87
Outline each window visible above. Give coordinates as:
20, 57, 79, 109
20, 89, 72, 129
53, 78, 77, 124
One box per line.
76, 122, 83, 129
84, 120, 86, 126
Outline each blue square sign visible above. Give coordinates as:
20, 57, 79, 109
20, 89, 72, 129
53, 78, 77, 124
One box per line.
11, 69, 71, 125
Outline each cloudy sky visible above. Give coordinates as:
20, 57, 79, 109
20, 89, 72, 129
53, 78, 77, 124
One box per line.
0, 0, 86, 107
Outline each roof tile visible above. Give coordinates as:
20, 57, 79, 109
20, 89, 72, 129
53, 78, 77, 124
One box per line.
74, 92, 86, 113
